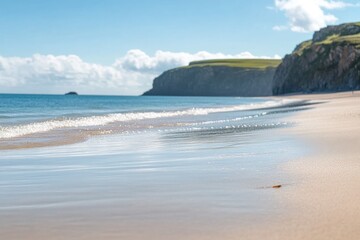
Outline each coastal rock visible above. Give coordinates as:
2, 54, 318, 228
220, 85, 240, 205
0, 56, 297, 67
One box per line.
143, 60, 280, 97
65, 91, 78, 95
273, 22, 360, 95
313, 23, 360, 42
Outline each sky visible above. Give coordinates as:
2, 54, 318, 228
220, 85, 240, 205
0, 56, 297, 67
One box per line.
0, 0, 359, 95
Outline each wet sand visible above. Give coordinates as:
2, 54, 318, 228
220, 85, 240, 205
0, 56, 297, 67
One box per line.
0, 110, 300, 240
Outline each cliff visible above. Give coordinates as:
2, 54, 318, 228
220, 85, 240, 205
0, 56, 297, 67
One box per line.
273, 22, 360, 95
143, 59, 281, 97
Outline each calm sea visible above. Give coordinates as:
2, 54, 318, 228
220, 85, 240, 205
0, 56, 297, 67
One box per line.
0, 94, 308, 239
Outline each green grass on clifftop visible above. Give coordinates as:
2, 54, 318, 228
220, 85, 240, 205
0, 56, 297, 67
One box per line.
294, 40, 313, 55
295, 33, 360, 55
295, 22, 360, 55
183, 59, 281, 69
317, 33, 360, 45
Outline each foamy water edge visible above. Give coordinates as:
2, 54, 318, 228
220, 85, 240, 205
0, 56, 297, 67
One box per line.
0, 99, 297, 139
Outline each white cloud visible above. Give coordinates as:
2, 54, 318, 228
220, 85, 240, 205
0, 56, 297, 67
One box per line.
114, 50, 280, 73
274, 0, 357, 33
0, 50, 281, 95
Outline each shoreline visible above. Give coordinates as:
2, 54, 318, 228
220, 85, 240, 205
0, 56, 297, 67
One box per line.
0, 96, 308, 240
263, 91, 360, 239
1, 92, 359, 239
0, 97, 301, 151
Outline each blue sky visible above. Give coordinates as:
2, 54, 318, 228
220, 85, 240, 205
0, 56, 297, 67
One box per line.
0, 0, 311, 63
0, 0, 359, 95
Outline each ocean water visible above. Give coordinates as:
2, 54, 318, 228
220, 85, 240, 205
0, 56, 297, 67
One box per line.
0, 94, 308, 239
0, 94, 298, 149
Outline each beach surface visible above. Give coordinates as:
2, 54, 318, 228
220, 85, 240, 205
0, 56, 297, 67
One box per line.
0, 95, 302, 240
1, 92, 360, 239
246, 91, 360, 239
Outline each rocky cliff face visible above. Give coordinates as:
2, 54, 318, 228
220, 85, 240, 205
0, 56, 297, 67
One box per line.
273, 23, 360, 95
144, 23, 360, 97
143, 65, 277, 97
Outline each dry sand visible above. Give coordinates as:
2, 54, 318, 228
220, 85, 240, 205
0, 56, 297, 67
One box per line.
256, 91, 360, 239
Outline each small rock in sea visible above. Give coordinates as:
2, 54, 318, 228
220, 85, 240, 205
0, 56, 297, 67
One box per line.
65, 91, 78, 95
272, 185, 282, 189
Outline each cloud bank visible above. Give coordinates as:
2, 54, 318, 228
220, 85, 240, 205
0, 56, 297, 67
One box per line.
0, 50, 281, 95
273, 0, 357, 33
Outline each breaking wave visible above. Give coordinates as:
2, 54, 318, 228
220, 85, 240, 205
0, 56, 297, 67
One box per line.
0, 99, 297, 139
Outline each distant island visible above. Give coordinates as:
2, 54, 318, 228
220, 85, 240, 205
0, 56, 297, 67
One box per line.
65, 91, 78, 95
144, 22, 360, 96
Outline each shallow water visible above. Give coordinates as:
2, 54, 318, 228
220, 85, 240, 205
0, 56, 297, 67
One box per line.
0, 94, 297, 149
0, 95, 307, 239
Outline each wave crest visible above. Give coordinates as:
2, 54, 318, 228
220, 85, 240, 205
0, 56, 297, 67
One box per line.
0, 99, 296, 139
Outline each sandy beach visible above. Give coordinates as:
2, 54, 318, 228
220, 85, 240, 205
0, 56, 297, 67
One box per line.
254, 91, 360, 239
1, 92, 360, 240
287, 91, 360, 239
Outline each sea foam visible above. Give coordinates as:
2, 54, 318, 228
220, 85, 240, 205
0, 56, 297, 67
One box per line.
0, 99, 296, 139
